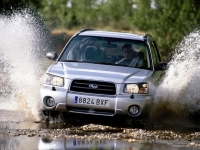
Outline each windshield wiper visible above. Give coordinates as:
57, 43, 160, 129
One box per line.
60, 60, 80, 62
94, 62, 114, 65
94, 62, 128, 66
60, 60, 123, 66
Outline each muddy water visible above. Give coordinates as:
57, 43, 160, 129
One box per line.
1, 10, 200, 150
150, 30, 200, 128
0, 10, 51, 122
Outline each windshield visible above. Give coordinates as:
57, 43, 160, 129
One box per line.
59, 35, 151, 69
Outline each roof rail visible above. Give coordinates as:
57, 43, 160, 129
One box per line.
144, 34, 153, 41
144, 34, 152, 38
76, 28, 94, 35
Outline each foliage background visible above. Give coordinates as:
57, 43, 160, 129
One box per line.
1, 0, 200, 60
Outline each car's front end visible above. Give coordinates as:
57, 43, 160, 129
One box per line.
41, 62, 155, 120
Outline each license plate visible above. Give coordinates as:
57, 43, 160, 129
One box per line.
74, 96, 109, 107
72, 139, 106, 146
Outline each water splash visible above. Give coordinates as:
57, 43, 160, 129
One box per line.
150, 29, 200, 127
0, 10, 51, 122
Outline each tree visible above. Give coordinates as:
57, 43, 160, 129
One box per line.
0, 0, 41, 14
38, 0, 135, 30
98, 0, 134, 30
132, 0, 200, 57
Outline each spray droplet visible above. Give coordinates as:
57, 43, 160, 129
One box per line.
150, 29, 200, 127
0, 10, 51, 122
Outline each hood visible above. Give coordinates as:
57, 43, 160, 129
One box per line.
48, 62, 152, 83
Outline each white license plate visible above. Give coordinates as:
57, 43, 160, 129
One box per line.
74, 96, 109, 107
72, 139, 106, 146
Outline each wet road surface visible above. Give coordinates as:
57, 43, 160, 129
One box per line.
1, 111, 200, 150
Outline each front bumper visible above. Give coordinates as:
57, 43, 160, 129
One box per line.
40, 85, 153, 118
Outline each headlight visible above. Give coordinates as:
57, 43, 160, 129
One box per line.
124, 83, 148, 94
42, 74, 64, 87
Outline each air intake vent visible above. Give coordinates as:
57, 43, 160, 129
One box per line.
70, 80, 116, 95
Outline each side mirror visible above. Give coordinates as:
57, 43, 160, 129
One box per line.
46, 52, 58, 60
156, 62, 168, 71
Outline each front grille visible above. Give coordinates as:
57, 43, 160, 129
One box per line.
67, 106, 115, 115
70, 80, 116, 95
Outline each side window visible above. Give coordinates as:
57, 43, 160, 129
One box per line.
152, 41, 161, 61
150, 41, 160, 67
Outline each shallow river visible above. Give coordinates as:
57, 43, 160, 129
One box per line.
0, 121, 200, 150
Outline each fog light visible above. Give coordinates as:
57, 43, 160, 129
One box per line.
129, 105, 140, 116
46, 97, 55, 107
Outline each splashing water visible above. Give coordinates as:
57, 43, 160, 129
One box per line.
0, 10, 51, 122
150, 29, 200, 127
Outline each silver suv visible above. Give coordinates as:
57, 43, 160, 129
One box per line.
40, 29, 167, 122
